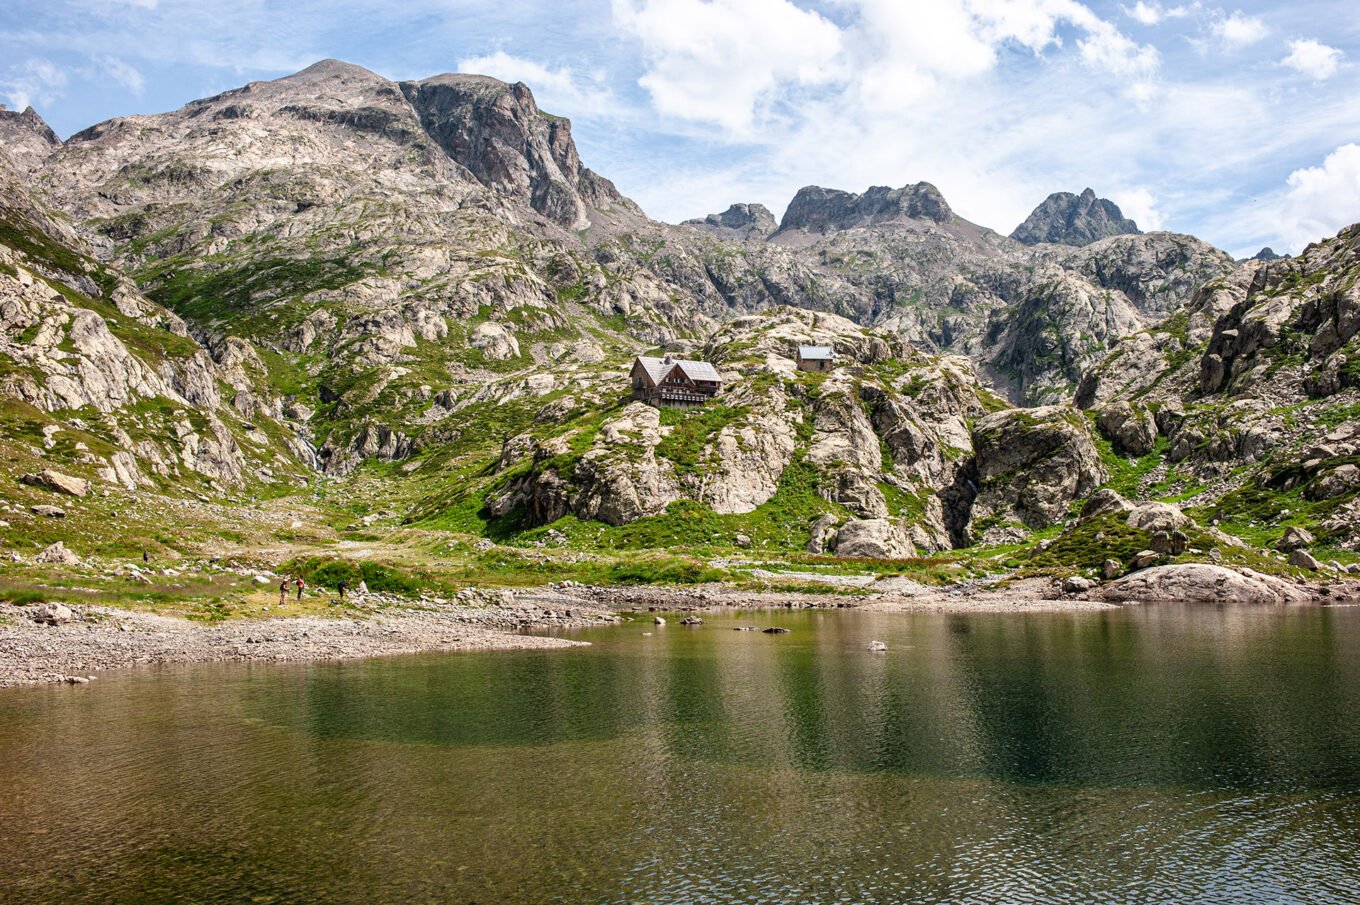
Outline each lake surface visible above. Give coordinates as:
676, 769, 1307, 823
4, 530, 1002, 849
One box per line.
3, 605, 1360, 904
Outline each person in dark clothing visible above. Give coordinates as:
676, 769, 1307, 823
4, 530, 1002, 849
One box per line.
296, 576, 305, 601
337, 579, 348, 602
142, 549, 149, 564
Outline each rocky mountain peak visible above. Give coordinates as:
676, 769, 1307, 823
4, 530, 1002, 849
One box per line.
0, 103, 61, 175
775, 182, 953, 235
399, 72, 637, 230
1010, 187, 1140, 247
683, 203, 778, 239
1251, 246, 1289, 262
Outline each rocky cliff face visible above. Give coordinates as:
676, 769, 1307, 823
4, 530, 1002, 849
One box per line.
398, 70, 640, 230
0, 105, 61, 175
774, 182, 953, 235
0, 146, 308, 493
1010, 188, 1140, 247
683, 203, 778, 240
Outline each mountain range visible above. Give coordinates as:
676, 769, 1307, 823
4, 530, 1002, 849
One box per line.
1, 59, 1357, 595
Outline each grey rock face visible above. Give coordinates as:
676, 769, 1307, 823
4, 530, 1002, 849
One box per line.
1098, 402, 1157, 456
0, 105, 61, 175
683, 203, 778, 240
1010, 188, 1140, 247
399, 71, 636, 229
832, 519, 915, 559
969, 406, 1107, 533
776, 182, 952, 235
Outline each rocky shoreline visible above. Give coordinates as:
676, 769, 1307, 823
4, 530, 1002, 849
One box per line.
5, 567, 1358, 689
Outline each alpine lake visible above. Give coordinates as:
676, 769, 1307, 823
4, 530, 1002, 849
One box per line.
3, 603, 1360, 904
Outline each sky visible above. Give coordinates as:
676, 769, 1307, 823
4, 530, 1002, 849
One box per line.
1, 0, 1357, 257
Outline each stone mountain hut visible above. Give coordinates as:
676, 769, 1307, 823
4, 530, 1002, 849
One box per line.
797, 345, 836, 372
630, 355, 723, 408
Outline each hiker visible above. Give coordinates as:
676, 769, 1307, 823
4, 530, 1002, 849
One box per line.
142, 549, 148, 564
296, 576, 305, 601
278, 578, 288, 606
337, 578, 348, 602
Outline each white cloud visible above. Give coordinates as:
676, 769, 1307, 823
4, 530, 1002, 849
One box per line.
613, 0, 1160, 133
1122, 2, 1193, 26
611, 0, 843, 134
1110, 186, 1164, 230
1282, 39, 1343, 81
1276, 144, 1360, 251
96, 55, 144, 95
457, 51, 620, 118
0, 58, 68, 110
1211, 11, 1267, 49
1078, 23, 1161, 79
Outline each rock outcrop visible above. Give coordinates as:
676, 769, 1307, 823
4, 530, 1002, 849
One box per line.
1010, 188, 1140, 247
1099, 564, 1313, 605
832, 519, 915, 559
775, 182, 952, 235
0, 105, 61, 174
683, 204, 778, 240
968, 406, 1106, 537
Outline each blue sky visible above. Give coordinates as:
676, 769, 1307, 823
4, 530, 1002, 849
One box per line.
1, 0, 1357, 256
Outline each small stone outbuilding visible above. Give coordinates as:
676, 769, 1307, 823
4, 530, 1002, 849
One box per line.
797, 345, 835, 372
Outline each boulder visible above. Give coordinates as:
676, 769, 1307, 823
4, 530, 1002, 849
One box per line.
1127, 502, 1192, 534
1102, 558, 1123, 580
469, 321, 520, 360
34, 542, 79, 565
1080, 489, 1135, 522
1062, 575, 1095, 594
806, 514, 840, 554
970, 406, 1106, 531
1130, 550, 1160, 570
31, 505, 66, 518
832, 519, 915, 559
21, 469, 90, 497
1289, 549, 1322, 571
866, 640, 888, 652
1099, 564, 1312, 604
1097, 402, 1157, 457
1307, 464, 1360, 501
733, 533, 752, 549
1149, 529, 1190, 556
1276, 526, 1315, 552
33, 603, 77, 625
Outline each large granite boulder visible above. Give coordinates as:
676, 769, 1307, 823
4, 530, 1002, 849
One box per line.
832, 519, 915, 559
970, 406, 1107, 532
